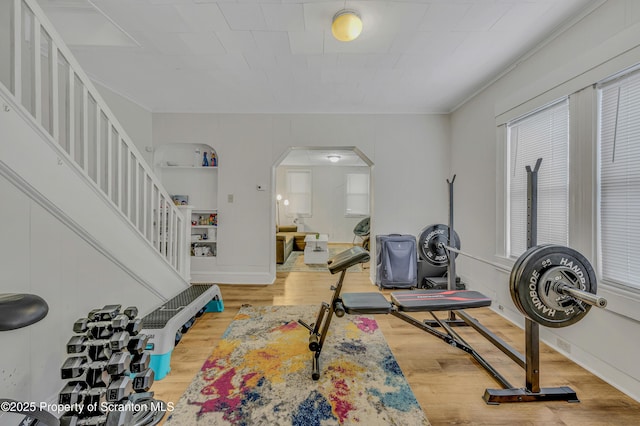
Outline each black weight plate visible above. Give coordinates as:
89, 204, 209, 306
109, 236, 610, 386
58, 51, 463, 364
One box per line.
509, 244, 552, 315
417, 224, 461, 266
512, 245, 596, 328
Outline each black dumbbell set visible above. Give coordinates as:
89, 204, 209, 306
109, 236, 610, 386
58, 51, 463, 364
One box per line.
58, 305, 166, 426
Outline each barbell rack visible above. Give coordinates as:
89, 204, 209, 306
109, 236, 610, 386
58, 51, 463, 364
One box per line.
434, 158, 607, 403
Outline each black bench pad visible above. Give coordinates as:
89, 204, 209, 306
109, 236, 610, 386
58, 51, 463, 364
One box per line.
341, 292, 392, 314
327, 246, 370, 274
391, 290, 491, 312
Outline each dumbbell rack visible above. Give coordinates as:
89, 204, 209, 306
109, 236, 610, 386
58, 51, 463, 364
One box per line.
441, 159, 581, 403
58, 304, 166, 425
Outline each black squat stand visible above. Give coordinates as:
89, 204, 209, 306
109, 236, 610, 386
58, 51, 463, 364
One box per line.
483, 158, 578, 404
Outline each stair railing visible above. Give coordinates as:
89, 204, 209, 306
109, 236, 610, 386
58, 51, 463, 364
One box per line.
0, 0, 187, 276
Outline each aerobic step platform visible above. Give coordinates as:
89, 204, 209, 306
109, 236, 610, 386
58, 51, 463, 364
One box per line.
141, 284, 223, 380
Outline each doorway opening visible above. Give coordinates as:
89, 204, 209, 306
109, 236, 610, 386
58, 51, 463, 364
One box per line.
272, 147, 373, 273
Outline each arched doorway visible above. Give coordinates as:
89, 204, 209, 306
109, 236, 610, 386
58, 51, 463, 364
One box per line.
271, 147, 373, 272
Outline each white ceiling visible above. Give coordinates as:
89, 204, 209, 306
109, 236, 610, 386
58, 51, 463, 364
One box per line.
37, 0, 596, 114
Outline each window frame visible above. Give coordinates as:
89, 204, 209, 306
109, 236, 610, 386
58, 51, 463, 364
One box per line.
596, 69, 640, 291
505, 98, 570, 259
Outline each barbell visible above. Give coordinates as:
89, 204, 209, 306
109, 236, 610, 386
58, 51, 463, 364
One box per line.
417, 224, 607, 328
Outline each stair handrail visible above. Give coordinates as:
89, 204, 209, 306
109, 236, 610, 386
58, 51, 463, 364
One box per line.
0, 0, 187, 276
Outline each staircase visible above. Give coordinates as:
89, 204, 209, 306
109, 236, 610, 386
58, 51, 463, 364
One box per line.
0, 0, 188, 285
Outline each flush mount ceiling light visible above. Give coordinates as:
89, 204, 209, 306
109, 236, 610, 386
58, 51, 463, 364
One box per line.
327, 155, 341, 163
331, 10, 362, 42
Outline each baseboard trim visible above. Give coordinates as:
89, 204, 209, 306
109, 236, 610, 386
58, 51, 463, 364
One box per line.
190, 271, 275, 285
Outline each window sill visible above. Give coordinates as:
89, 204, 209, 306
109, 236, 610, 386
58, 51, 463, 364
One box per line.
598, 282, 640, 322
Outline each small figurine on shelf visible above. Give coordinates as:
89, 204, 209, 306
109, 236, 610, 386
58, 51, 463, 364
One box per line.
209, 214, 215, 225
202, 151, 209, 167
211, 152, 217, 167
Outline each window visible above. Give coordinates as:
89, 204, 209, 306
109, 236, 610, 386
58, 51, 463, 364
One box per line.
598, 70, 640, 290
286, 170, 311, 217
507, 99, 569, 257
345, 173, 370, 217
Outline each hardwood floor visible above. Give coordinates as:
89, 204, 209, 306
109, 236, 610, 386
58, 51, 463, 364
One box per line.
152, 258, 640, 425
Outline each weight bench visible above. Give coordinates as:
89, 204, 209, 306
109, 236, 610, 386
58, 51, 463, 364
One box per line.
340, 290, 491, 315
299, 246, 580, 404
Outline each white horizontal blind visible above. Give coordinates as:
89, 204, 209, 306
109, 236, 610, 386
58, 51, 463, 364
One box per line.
286, 170, 312, 217
345, 173, 369, 216
598, 71, 640, 290
508, 99, 569, 256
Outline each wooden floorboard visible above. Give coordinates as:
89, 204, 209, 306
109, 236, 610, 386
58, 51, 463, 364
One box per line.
152, 251, 640, 425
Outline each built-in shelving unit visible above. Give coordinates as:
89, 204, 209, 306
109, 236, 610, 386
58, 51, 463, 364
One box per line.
190, 209, 218, 258
154, 143, 219, 281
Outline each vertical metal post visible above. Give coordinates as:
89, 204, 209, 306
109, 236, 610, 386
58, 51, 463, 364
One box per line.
524, 158, 542, 393
526, 158, 541, 248
447, 175, 457, 321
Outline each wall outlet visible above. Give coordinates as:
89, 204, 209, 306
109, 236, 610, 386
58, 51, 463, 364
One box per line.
227, 194, 234, 203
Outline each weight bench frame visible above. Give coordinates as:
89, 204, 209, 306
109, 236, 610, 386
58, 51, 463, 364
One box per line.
298, 246, 579, 404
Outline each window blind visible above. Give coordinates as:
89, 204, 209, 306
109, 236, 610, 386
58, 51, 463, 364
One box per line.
598, 71, 640, 290
345, 173, 369, 216
507, 99, 569, 257
286, 170, 312, 217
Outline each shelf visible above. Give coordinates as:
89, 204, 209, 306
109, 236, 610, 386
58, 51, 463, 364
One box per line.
158, 165, 218, 170
191, 240, 216, 244
192, 225, 217, 229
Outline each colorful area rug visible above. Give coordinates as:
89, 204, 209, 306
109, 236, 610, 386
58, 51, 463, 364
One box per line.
166, 304, 429, 425
277, 247, 364, 273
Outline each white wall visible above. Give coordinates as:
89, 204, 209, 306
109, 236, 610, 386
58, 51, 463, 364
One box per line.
276, 165, 370, 243
0, 174, 166, 406
0, 1, 10, 91
451, 0, 640, 401
153, 113, 451, 283
95, 82, 153, 166
0, 87, 188, 410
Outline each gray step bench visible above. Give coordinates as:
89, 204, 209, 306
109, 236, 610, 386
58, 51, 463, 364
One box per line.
141, 284, 223, 380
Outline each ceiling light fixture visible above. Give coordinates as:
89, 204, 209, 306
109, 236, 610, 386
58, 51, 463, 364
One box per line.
331, 10, 362, 42
328, 155, 341, 163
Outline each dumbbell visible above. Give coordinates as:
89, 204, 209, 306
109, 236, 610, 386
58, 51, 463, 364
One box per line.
130, 352, 150, 374
61, 353, 130, 385
67, 332, 130, 354
88, 305, 122, 321
86, 304, 136, 320
61, 358, 110, 387
126, 317, 143, 336
74, 314, 130, 339
59, 382, 106, 407
132, 369, 154, 392
66, 333, 130, 362
106, 376, 133, 402
105, 352, 131, 377
127, 334, 149, 355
